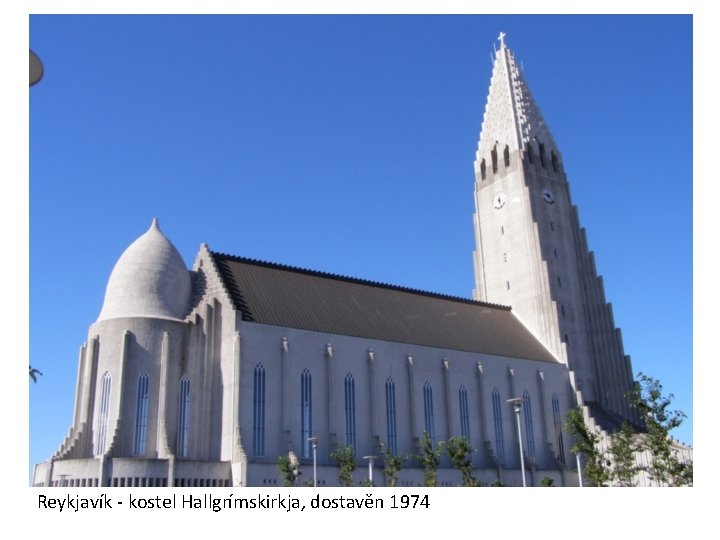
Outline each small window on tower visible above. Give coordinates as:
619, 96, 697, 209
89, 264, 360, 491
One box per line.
503, 252, 508, 262
557, 276, 562, 287
527, 144, 534, 164
503, 145, 510, 168
506, 281, 511, 290
480, 158, 487, 180
551, 151, 559, 172
539, 143, 546, 168
491, 146, 498, 174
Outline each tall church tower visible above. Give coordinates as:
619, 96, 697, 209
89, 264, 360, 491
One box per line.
472, 34, 637, 427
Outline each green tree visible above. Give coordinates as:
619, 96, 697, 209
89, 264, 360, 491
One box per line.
608, 422, 639, 486
628, 373, 693, 486
277, 451, 301, 486
380, 443, 407, 487
445, 436, 478, 486
415, 432, 443, 487
330, 444, 357, 487
540, 476, 555, 487
564, 406, 610, 486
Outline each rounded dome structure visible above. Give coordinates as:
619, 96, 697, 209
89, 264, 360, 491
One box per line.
97, 219, 191, 322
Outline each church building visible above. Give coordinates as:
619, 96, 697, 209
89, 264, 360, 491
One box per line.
32, 35, 637, 488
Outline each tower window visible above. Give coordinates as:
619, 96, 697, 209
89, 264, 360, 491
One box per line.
480, 158, 487, 180
552, 394, 566, 464
503, 252, 508, 263
554, 248, 558, 258
177, 376, 191, 457
492, 388, 505, 465
527, 143, 535, 164
253, 364, 266, 456
550, 221, 555, 232
506, 280, 510, 290
503, 145, 510, 168
423, 381, 436, 446
385, 378, 398, 455
523, 391, 536, 459
491, 146, 498, 174
557, 276, 562, 287
501, 225, 505, 236
539, 143, 546, 168
561, 305, 566, 317
344, 373, 356, 450
551, 151, 559, 172
301, 369, 312, 459
95, 372, 112, 456
459, 385, 470, 440
133, 373, 149, 456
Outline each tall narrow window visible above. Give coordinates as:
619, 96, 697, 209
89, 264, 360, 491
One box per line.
551, 151, 559, 172
492, 388, 505, 465
552, 394, 566, 464
491, 146, 498, 173
95, 372, 112, 456
385, 378, 398, 455
253, 364, 266, 456
480, 158, 487, 180
177, 376, 190, 457
503, 145, 510, 168
301, 369, 312, 459
344, 373, 356, 450
522, 391, 536, 459
423, 381, 435, 445
133, 373, 149, 456
539, 143, 546, 168
459, 385, 470, 440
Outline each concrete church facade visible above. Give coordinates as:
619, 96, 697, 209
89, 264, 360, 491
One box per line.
33, 36, 637, 488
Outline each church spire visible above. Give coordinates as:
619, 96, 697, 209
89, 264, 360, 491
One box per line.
476, 33, 561, 175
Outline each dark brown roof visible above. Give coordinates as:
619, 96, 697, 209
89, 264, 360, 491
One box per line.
210, 252, 558, 363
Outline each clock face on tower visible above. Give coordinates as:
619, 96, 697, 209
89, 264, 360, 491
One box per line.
493, 192, 507, 210
542, 188, 555, 205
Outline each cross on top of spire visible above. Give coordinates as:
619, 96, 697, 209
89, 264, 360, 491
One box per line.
498, 32, 506, 49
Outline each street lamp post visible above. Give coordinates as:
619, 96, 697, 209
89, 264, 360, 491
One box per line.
308, 437, 318, 487
576, 453, 584, 487
507, 398, 527, 487
363, 455, 378, 485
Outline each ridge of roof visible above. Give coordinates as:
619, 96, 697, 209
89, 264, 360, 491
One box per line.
209, 250, 512, 312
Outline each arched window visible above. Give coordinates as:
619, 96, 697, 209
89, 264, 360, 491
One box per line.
253, 364, 266, 456
522, 391, 536, 459
344, 373, 356, 450
95, 372, 112, 456
423, 381, 436, 445
492, 388, 505, 465
552, 394, 566, 464
385, 378, 398, 455
177, 376, 191, 457
133, 373, 149, 456
301, 369, 312, 458
459, 385, 470, 440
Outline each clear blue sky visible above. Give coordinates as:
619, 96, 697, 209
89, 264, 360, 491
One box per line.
28, 14, 693, 479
